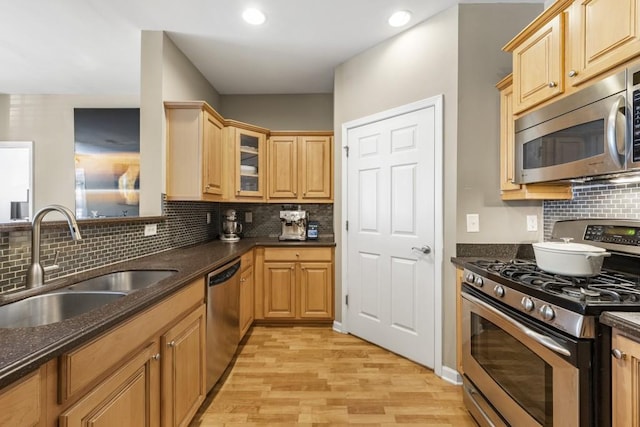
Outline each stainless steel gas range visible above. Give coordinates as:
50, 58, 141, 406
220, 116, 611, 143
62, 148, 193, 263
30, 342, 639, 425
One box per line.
460, 219, 640, 427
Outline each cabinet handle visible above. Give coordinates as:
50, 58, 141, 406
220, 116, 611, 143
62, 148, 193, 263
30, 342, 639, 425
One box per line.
152, 353, 161, 361
548, 81, 557, 88
291, 266, 294, 270
568, 70, 578, 77
168, 341, 176, 348
303, 192, 306, 196
296, 253, 300, 257
612, 348, 627, 360
240, 278, 246, 282
294, 192, 297, 196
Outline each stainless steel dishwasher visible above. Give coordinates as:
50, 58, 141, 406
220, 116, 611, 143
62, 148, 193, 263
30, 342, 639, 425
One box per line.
206, 258, 241, 392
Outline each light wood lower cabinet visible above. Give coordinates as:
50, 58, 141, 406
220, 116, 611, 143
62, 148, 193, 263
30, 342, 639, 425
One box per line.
0, 369, 42, 427
161, 305, 206, 427
257, 247, 334, 322
239, 250, 255, 340
0, 278, 208, 427
611, 329, 640, 426
59, 342, 160, 427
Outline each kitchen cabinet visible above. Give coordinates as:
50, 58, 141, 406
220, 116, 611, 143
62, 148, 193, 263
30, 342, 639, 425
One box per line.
59, 343, 160, 427
165, 101, 226, 201
239, 250, 254, 340
161, 304, 206, 427
509, 14, 565, 114
0, 369, 42, 426
611, 329, 640, 427
255, 247, 334, 322
226, 121, 268, 201
496, 75, 572, 200
455, 268, 464, 376
50, 279, 205, 427
267, 132, 333, 202
566, 0, 640, 87
504, 0, 640, 114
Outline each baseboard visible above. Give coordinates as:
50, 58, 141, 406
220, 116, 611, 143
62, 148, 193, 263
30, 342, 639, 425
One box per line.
332, 321, 347, 333
441, 366, 462, 385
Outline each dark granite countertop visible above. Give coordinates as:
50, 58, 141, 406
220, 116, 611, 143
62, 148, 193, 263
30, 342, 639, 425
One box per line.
600, 312, 640, 339
0, 236, 335, 389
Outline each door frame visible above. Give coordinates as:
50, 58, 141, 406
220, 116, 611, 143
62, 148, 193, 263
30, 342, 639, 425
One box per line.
340, 95, 444, 377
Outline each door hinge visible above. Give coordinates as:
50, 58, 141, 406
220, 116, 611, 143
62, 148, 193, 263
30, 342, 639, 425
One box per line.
343, 145, 349, 157
345, 294, 349, 306
345, 220, 349, 231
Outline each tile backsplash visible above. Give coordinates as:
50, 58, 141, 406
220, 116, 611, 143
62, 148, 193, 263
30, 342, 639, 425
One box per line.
543, 182, 640, 239
0, 199, 333, 293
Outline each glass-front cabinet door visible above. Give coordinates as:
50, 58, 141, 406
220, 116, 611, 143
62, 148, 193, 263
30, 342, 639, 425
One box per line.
229, 123, 267, 200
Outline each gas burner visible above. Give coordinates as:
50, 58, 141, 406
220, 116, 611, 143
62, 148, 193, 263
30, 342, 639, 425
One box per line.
561, 287, 601, 299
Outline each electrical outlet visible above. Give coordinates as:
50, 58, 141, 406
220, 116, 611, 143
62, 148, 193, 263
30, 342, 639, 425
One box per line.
206, 212, 211, 224
245, 212, 252, 223
144, 224, 157, 236
527, 215, 538, 232
466, 214, 480, 233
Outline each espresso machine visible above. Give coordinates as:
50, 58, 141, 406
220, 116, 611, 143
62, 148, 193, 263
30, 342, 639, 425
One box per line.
220, 209, 242, 242
279, 208, 308, 241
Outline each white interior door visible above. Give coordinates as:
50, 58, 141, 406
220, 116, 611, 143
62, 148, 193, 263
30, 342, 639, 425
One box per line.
344, 97, 442, 369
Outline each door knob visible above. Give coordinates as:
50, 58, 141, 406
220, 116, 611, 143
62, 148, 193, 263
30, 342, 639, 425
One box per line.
412, 246, 431, 254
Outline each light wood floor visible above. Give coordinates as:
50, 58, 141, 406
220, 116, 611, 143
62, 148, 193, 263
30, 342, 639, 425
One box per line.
190, 325, 477, 426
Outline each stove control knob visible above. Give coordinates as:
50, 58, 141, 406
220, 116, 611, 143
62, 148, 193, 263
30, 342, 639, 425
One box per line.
493, 285, 505, 298
474, 277, 484, 287
539, 304, 556, 321
465, 272, 475, 284
521, 297, 535, 312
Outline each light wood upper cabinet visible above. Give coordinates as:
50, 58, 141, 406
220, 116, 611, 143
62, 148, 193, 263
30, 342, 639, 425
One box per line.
611, 330, 640, 427
165, 101, 226, 201
226, 121, 268, 201
505, 0, 640, 113
268, 132, 333, 203
567, 0, 640, 87
496, 75, 572, 200
510, 13, 565, 113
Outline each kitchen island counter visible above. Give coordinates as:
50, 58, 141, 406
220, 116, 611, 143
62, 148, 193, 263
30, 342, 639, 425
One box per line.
0, 236, 335, 388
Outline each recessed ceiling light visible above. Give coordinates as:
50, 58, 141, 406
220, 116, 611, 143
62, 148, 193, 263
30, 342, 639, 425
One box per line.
242, 8, 266, 25
388, 10, 411, 27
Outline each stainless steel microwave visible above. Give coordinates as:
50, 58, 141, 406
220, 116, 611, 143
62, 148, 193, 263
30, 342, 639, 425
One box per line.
514, 64, 640, 184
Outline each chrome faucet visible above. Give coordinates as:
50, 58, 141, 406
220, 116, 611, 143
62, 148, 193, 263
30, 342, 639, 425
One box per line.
26, 204, 82, 288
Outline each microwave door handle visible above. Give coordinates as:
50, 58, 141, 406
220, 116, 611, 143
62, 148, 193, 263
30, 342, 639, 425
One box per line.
606, 95, 626, 168
462, 291, 572, 357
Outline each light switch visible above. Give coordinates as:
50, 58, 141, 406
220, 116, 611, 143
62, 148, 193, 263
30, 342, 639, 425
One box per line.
466, 214, 479, 233
144, 224, 157, 236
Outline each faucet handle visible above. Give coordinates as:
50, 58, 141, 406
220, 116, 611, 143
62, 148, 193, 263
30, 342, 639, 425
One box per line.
43, 250, 60, 273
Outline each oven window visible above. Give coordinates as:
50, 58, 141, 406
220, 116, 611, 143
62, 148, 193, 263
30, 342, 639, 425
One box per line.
523, 119, 604, 169
471, 313, 553, 426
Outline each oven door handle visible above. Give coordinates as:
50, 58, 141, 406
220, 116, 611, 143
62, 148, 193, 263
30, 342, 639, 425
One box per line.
463, 291, 572, 357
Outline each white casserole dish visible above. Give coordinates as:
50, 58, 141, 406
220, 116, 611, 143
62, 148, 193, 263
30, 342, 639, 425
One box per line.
532, 240, 611, 277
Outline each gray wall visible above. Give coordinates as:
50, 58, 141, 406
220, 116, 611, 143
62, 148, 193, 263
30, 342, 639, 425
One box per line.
219, 94, 333, 130
334, 3, 544, 372
457, 3, 544, 244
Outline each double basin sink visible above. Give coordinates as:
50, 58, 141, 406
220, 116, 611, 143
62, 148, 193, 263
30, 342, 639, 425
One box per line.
0, 270, 176, 329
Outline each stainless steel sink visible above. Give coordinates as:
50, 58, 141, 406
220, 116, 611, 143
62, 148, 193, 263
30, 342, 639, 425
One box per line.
0, 291, 126, 328
65, 270, 176, 293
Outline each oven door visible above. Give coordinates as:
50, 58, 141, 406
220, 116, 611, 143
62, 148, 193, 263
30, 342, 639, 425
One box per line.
462, 288, 585, 427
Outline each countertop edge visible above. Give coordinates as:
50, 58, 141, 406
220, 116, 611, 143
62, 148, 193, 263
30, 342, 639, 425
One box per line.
600, 311, 640, 340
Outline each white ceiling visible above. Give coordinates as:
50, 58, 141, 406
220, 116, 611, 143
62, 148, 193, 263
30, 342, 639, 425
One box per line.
0, 0, 542, 95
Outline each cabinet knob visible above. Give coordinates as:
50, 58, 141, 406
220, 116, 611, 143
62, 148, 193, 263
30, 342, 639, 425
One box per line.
291, 266, 295, 270
303, 192, 306, 196
548, 81, 557, 88
612, 348, 627, 360
296, 253, 300, 257
568, 70, 578, 77
240, 278, 246, 282
152, 353, 161, 361
168, 341, 176, 348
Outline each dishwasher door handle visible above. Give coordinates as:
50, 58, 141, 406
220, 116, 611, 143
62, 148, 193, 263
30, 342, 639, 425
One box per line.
208, 259, 241, 286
